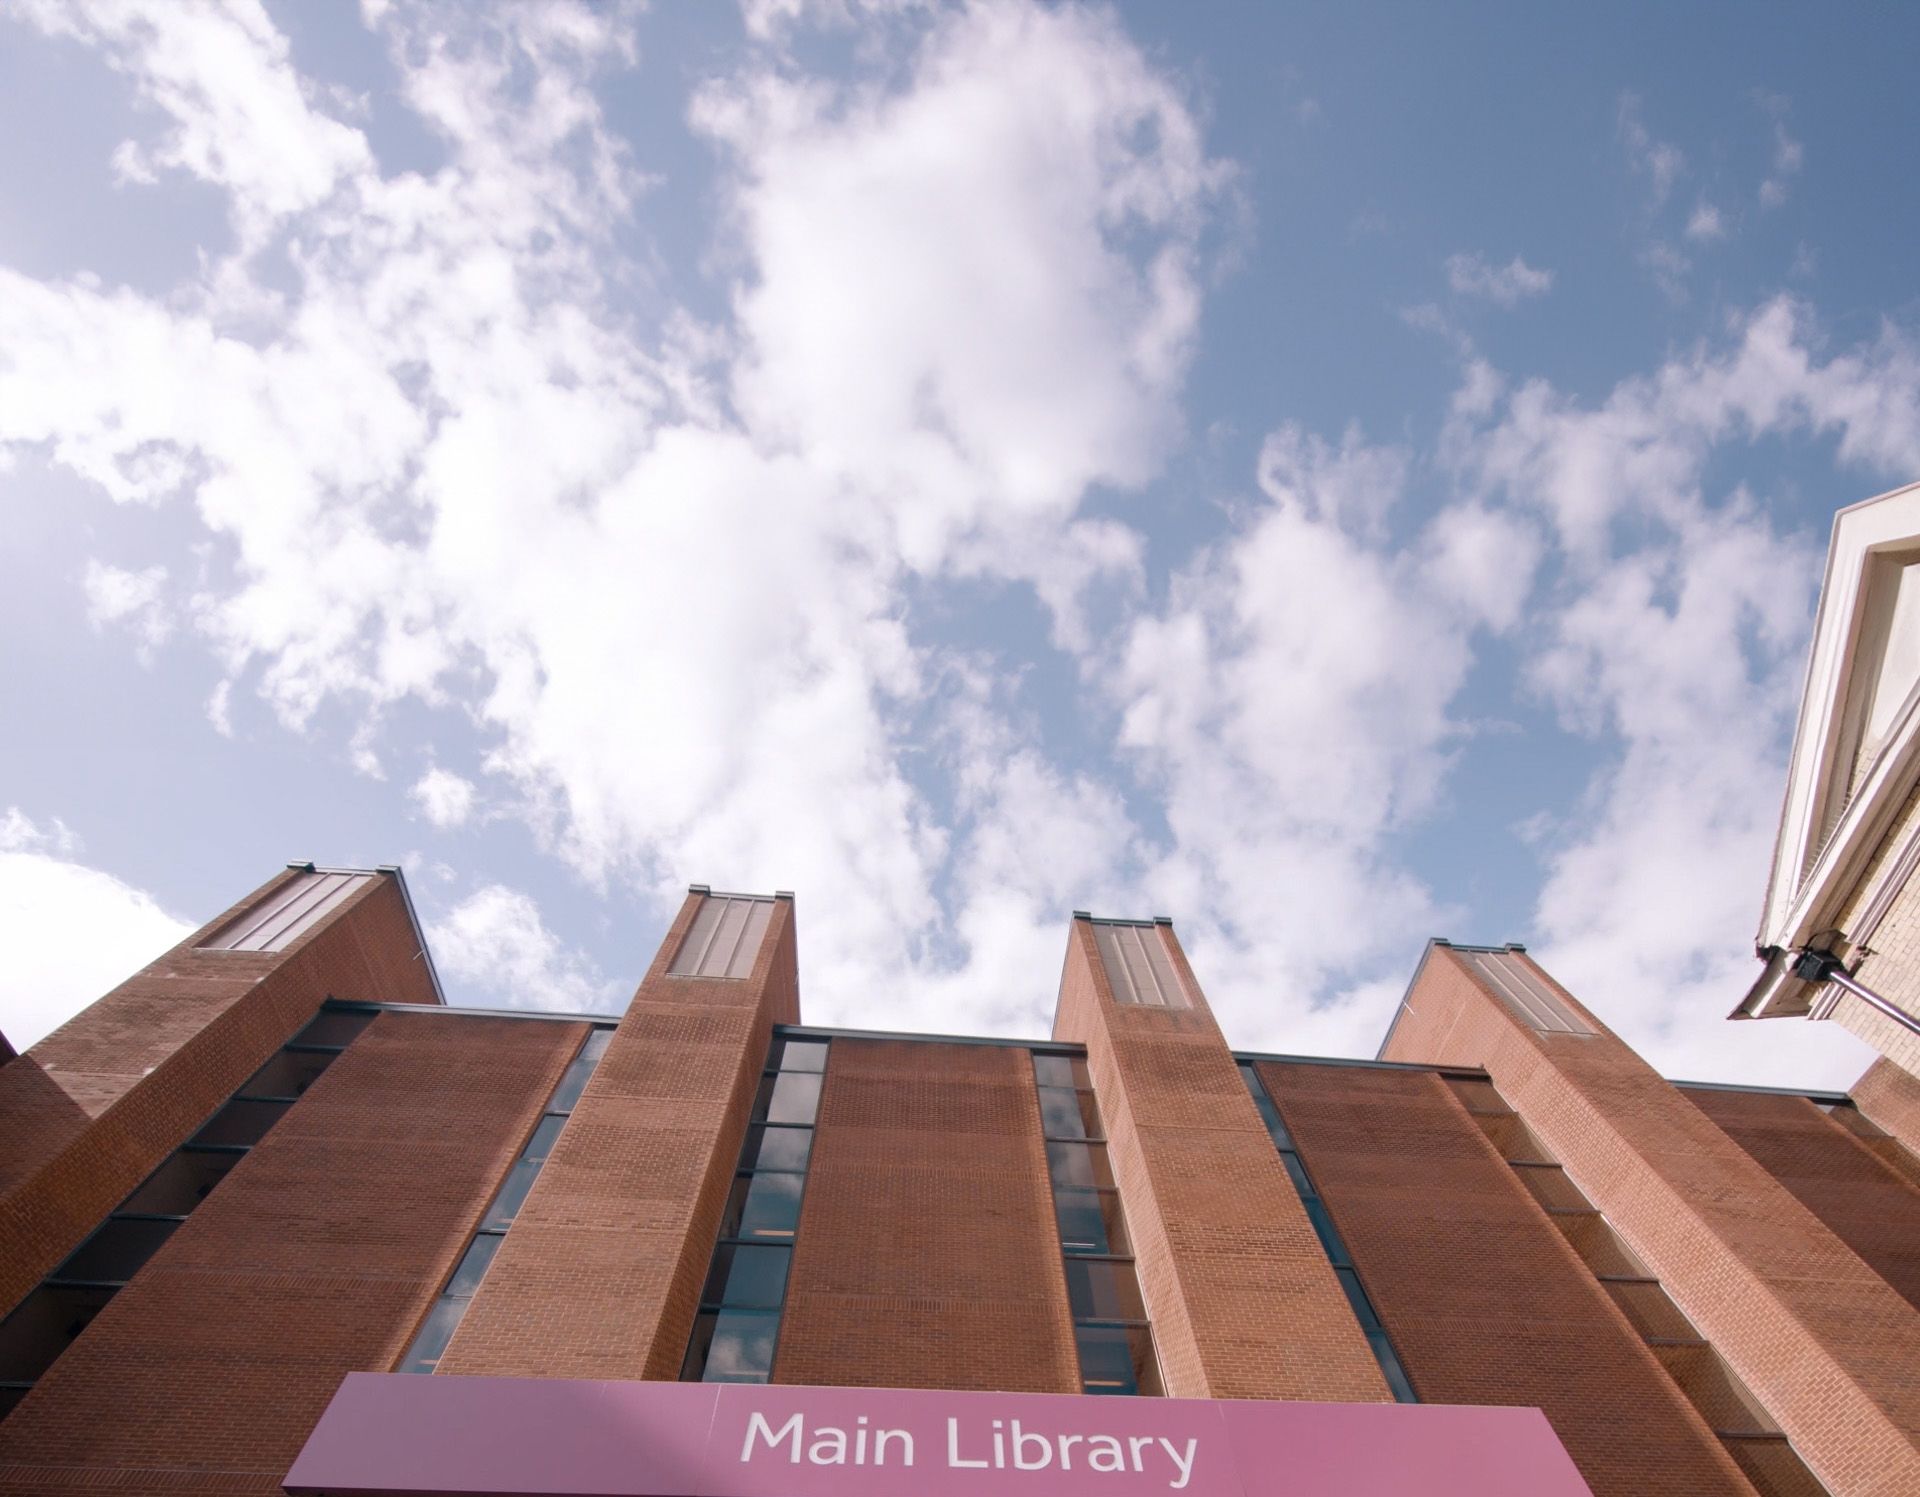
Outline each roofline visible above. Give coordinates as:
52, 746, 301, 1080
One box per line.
293, 864, 447, 1005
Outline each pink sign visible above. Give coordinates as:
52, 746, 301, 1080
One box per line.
285, 1374, 1591, 1497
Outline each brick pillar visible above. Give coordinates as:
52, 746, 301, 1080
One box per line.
1854, 1056, 1920, 1161
440, 889, 799, 1380
0, 866, 441, 1321
1050, 915, 1387, 1401
1383, 943, 1920, 1497
775, 1039, 1080, 1391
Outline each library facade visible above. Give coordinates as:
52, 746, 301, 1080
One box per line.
1, 866, 1917, 1496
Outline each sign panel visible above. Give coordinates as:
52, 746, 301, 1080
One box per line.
286, 1374, 1592, 1497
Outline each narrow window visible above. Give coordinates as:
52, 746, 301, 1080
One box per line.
1092, 922, 1188, 1008
1456, 950, 1594, 1036
198, 871, 373, 953
1033, 1052, 1163, 1396
669, 896, 776, 979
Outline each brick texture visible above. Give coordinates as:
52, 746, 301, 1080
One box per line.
1052, 918, 1387, 1402
1261, 1061, 1752, 1496
775, 1039, 1079, 1391
1684, 1086, 1920, 1312
0, 1008, 576, 1496
439, 892, 799, 1381
1384, 943, 1920, 1497
0, 868, 440, 1322
1854, 1057, 1920, 1161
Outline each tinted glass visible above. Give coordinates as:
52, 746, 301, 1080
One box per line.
721, 1172, 804, 1241
1304, 1198, 1350, 1266
772, 1038, 829, 1073
1064, 1258, 1147, 1323
691, 1308, 779, 1383
739, 1125, 813, 1173
239, 1047, 336, 1100
701, 1244, 791, 1309
756, 1071, 822, 1126
519, 1115, 567, 1163
547, 1045, 607, 1114
482, 1160, 542, 1229
0, 1284, 115, 1382
1032, 1054, 1078, 1089
289, 1009, 376, 1049
397, 1298, 467, 1374
1370, 1332, 1417, 1403
1045, 1141, 1114, 1191
54, 1216, 178, 1285
1038, 1086, 1100, 1141
1279, 1149, 1313, 1195
1054, 1189, 1130, 1257
1076, 1324, 1161, 1396
120, 1149, 239, 1215
444, 1234, 502, 1299
1334, 1267, 1381, 1330
0, 1384, 24, 1420
191, 1097, 290, 1148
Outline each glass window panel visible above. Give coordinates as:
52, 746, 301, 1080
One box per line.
739, 1125, 813, 1173
519, 1115, 567, 1164
670, 899, 726, 976
120, 1149, 239, 1215
547, 1034, 612, 1113
1334, 1267, 1381, 1331
760, 1071, 822, 1126
1032, 1054, 1077, 1089
689, 1308, 779, 1383
482, 1161, 542, 1230
0, 1284, 115, 1383
1038, 1086, 1101, 1140
1369, 1332, 1417, 1403
239, 1048, 335, 1100
398, 1298, 468, 1375
1304, 1198, 1351, 1266
1045, 1140, 1115, 1191
1064, 1258, 1147, 1323
727, 899, 774, 978
1054, 1190, 1131, 1257
191, 1097, 290, 1149
1094, 925, 1141, 1004
705, 899, 753, 976
701, 1244, 791, 1309
444, 1234, 502, 1299
289, 1009, 376, 1049
722, 1172, 804, 1241
55, 1217, 178, 1285
0, 1384, 24, 1420
1279, 1149, 1313, 1196
773, 1038, 829, 1073
1076, 1324, 1161, 1397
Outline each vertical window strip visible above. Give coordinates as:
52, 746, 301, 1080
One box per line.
669, 896, 775, 979
199, 871, 373, 952
1238, 1064, 1417, 1403
0, 1004, 380, 1422
397, 1025, 615, 1374
1093, 923, 1187, 1008
680, 1035, 828, 1383
1033, 1052, 1163, 1396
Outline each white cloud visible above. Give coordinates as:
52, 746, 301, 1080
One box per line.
411, 766, 477, 828
1684, 201, 1727, 242
83, 560, 171, 653
1446, 252, 1554, 307
429, 884, 619, 1012
0, 811, 191, 1050
1758, 96, 1803, 209
1619, 92, 1684, 204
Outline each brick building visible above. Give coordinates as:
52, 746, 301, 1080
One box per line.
1, 865, 1916, 1496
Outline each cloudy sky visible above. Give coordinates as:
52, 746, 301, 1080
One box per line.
3, 0, 1917, 1088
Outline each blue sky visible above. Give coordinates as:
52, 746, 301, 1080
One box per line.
3, 0, 1917, 1088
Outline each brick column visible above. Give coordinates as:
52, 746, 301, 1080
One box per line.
1383, 943, 1920, 1497
0, 866, 441, 1320
440, 889, 798, 1380
1050, 915, 1387, 1401
1854, 1057, 1920, 1161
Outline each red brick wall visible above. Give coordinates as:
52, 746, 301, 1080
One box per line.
1384, 944, 1920, 1497
1261, 1061, 1751, 1496
775, 1039, 1079, 1391
0, 1008, 576, 1496
1684, 1086, 1920, 1312
1854, 1057, 1920, 1163
440, 892, 799, 1381
1052, 919, 1386, 1401
0, 869, 440, 1320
